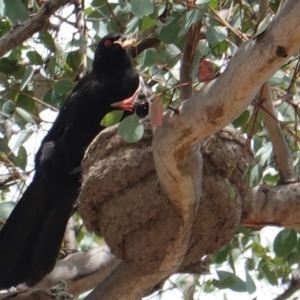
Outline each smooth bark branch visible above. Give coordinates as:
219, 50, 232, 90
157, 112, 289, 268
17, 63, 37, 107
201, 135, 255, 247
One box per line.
260, 83, 296, 182
243, 183, 300, 228
152, 2, 300, 298
0, 0, 71, 57
257, 1, 296, 182
153, 0, 300, 218
36, 245, 120, 295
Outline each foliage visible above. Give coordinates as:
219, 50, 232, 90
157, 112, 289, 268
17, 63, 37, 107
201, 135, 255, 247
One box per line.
0, 0, 299, 299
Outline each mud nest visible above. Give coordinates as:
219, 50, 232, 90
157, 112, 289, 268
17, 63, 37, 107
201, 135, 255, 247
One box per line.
79, 120, 253, 274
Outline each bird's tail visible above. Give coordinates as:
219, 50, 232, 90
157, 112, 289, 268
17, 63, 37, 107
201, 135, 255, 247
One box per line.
0, 175, 73, 289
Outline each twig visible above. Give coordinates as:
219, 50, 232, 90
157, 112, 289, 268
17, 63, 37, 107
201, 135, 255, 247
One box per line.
260, 83, 297, 182
74, 0, 88, 78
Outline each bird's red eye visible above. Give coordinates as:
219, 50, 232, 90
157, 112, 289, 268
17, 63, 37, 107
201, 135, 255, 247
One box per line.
104, 39, 113, 48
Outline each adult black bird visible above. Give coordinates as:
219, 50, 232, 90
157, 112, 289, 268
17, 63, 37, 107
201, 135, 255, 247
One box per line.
0, 33, 140, 289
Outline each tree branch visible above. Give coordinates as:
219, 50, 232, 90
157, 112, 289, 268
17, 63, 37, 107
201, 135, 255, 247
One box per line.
260, 83, 297, 182
0, 0, 71, 57
151, 2, 300, 297
180, 20, 202, 100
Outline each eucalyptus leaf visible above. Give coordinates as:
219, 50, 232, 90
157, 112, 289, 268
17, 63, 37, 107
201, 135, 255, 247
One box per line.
207, 26, 228, 44
20, 66, 34, 91
217, 271, 247, 292
273, 228, 297, 257
101, 110, 124, 127
4, 0, 29, 23
131, 0, 154, 18
53, 79, 74, 95
15, 107, 36, 124
245, 267, 256, 294
118, 114, 144, 143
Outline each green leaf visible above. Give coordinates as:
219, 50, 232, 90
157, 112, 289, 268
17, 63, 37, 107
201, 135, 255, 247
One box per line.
0, 58, 20, 73
213, 244, 230, 264
139, 48, 159, 67
224, 178, 236, 199
157, 13, 181, 44
66, 52, 83, 71
26, 51, 43, 65
15, 145, 27, 170
101, 110, 124, 127
2, 100, 15, 116
48, 57, 60, 76
233, 110, 250, 129
140, 13, 157, 32
20, 66, 34, 91
118, 114, 144, 143
123, 16, 139, 34
217, 271, 247, 292
0, 138, 16, 162
0, 201, 16, 219
229, 253, 235, 273
0, 0, 5, 18
131, 0, 154, 18
53, 79, 74, 95
4, 0, 29, 23
43, 89, 66, 108
248, 164, 262, 187
15, 107, 36, 124
207, 26, 228, 44
245, 267, 256, 294
0, 18, 11, 38
13, 129, 33, 151
211, 277, 235, 289
262, 263, 278, 285
273, 228, 297, 257
179, 9, 203, 36
255, 14, 271, 36
39, 32, 57, 52
296, 238, 300, 257
251, 242, 265, 257
91, 0, 105, 7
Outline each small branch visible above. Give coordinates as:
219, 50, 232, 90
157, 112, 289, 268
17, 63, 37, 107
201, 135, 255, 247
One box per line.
260, 83, 297, 182
74, 0, 88, 78
84, 262, 167, 300
183, 274, 197, 300
0, 0, 72, 57
105, 0, 124, 32
256, 1, 296, 182
36, 245, 121, 295
243, 183, 300, 228
258, 0, 269, 21
180, 20, 202, 101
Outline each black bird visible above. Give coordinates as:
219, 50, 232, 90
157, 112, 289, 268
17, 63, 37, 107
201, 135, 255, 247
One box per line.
0, 33, 140, 289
